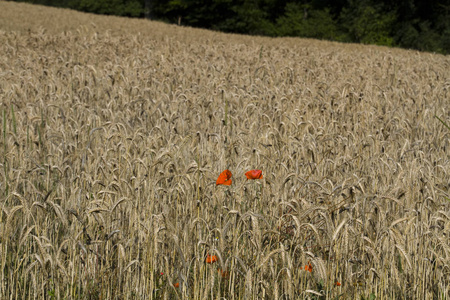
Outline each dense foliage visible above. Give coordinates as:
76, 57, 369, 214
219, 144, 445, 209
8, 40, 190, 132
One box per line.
11, 0, 450, 53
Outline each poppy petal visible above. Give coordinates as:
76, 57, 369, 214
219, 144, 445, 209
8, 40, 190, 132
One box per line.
216, 169, 232, 185
218, 268, 230, 279
245, 169, 263, 180
206, 254, 218, 264
304, 262, 312, 272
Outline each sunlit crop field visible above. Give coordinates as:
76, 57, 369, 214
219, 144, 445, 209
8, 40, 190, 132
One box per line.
0, 2, 449, 299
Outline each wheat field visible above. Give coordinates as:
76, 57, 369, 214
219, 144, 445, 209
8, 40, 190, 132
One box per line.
0, 2, 449, 299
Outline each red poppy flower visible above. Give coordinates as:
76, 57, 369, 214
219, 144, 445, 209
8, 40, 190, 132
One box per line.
304, 262, 312, 272
216, 169, 232, 186
173, 282, 179, 288
245, 169, 263, 180
206, 254, 218, 264
218, 268, 230, 279
335, 281, 341, 286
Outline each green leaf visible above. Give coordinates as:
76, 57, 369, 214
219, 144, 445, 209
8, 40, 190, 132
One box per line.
435, 115, 450, 130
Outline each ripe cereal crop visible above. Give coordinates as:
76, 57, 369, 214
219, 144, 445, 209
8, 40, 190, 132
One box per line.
0, 2, 449, 299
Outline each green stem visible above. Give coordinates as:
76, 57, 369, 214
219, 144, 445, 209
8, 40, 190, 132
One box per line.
435, 115, 450, 130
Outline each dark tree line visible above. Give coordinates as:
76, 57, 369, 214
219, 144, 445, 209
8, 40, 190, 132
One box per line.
11, 0, 450, 54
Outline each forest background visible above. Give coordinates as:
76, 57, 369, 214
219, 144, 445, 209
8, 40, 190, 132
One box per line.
10, 0, 450, 55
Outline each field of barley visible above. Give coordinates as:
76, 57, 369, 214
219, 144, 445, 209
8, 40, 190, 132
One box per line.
1, 2, 449, 299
